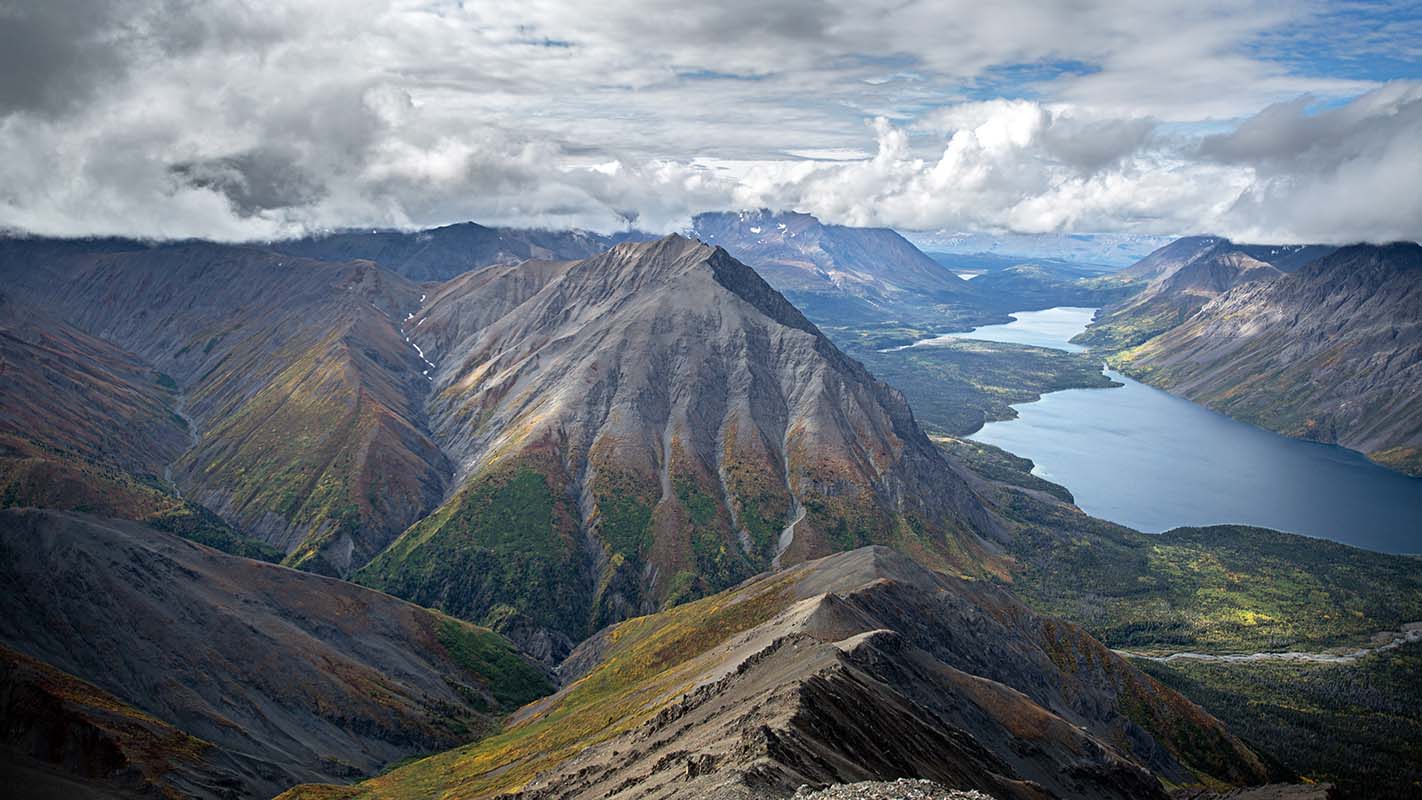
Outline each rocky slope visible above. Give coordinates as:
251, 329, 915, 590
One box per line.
0, 291, 281, 560
1, 644, 226, 800
0, 508, 553, 799
355, 235, 1002, 649
1115, 243, 1422, 475
0, 238, 450, 575
1074, 240, 1286, 351
273, 221, 650, 282
285, 546, 1269, 800
690, 210, 979, 324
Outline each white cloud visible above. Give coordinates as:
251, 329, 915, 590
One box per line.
0, 0, 1416, 243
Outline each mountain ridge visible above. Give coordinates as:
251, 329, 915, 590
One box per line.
357, 234, 1004, 650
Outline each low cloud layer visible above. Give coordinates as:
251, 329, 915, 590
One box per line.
0, 0, 1417, 243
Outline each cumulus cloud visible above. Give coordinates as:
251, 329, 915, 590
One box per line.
0, 0, 1416, 243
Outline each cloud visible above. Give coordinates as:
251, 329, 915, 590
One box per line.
1201, 81, 1422, 243
0, 0, 1416, 243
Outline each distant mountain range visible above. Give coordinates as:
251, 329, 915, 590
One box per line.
272, 221, 654, 282
690, 210, 980, 325
1072, 236, 1328, 350
905, 231, 1175, 267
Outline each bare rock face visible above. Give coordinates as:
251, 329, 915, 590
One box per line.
357, 235, 1003, 642
1115, 243, 1422, 475
299, 546, 1269, 800
790, 780, 996, 800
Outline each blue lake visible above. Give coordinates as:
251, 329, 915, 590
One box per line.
959, 308, 1422, 554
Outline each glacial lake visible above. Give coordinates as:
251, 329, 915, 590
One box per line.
958, 307, 1422, 554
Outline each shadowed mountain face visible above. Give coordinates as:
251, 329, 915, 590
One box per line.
691, 210, 978, 323
0, 508, 552, 800
0, 240, 450, 574
1116, 243, 1422, 475
356, 235, 1002, 646
272, 222, 652, 282
286, 547, 1268, 800
0, 291, 187, 478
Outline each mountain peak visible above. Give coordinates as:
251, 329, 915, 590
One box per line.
358, 239, 997, 643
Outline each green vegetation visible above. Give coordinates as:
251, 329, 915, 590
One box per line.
1140, 641, 1422, 799
849, 338, 1118, 436
0, 436, 280, 561
1071, 302, 1189, 351
434, 618, 555, 710
932, 435, 1073, 503
902, 394, 1422, 655
992, 483, 1422, 653
292, 572, 797, 800
145, 501, 283, 561
593, 468, 656, 559
719, 438, 790, 561
676, 476, 755, 593
357, 465, 589, 639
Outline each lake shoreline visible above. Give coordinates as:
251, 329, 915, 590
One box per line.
947, 307, 1422, 554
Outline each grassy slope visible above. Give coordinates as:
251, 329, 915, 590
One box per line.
1139, 641, 1422, 799
280, 572, 796, 800
356, 464, 591, 637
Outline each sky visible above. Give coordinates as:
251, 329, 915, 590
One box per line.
1, 0, 1419, 244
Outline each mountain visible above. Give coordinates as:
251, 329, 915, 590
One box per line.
925, 253, 1121, 279
961, 262, 1139, 309
0, 289, 283, 560
355, 235, 1001, 651
272, 221, 652, 282
1073, 238, 1331, 350
0, 238, 449, 575
0, 508, 552, 800
1115, 243, 1422, 475
285, 546, 1268, 800
905, 232, 1175, 268
690, 210, 977, 323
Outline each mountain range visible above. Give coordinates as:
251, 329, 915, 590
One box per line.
1072, 237, 1336, 351
1113, 242, 1422, 475
1, 220, 1419, 799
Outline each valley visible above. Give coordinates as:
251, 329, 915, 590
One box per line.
2, 226, 1419, 800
